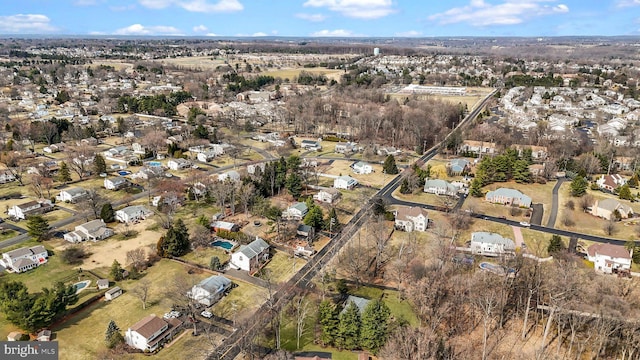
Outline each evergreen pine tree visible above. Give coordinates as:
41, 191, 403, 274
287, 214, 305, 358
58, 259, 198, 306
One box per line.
382, 155, 399, 175
318, 300, 339, 346
570, 177, 588, 197
160, 219, 190, 256
547, 235, 565, 254
58, 162, 72, 183
105, 320, 124, 349
360, 299, 391, 354
100, 203, 115, 223
336, 302, 361, 350
94, 153, 107, 175
110, 260, 123, 281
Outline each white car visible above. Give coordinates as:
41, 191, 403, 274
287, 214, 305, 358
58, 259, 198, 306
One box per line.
519, 221, 531, 227
200, 311, 213, 318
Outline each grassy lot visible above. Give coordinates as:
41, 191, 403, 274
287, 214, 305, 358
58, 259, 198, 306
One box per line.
0, 228, 17, 241
211, 280, 268, 323
260, 250, 307, 285
181, 247, 230, 268
52, 259, 211, 360
462, 196, 532, 222
350, 286, 420, 327
2, 243, 78, 292
261, 68, 344, 82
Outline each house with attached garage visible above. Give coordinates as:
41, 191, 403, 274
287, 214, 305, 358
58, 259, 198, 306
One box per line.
229, 237, 270, 273
313, 188, 341, 204
63, 219, 114, 243
335, 142, 357, 154
352, 161, 373, 175
282, 202, 309, 220
300, 139, 322, 151
56, 187, 89, 203
116, 205, 153, 223
458, 140, 496, 157
124, 314, 183, 352
188, 275, 232, 306
394, 206, 429, 232
167, 158, 191, 171
424, 179, 459, 196
587, 243, 632, 274
513, 144, 548, 161
334, 175, 358, 190
0, 245, 48, 273
104, 176, 129, 190
590, 198, 634, 220
8, 200, 54, 221
596, 174, 627, 192
485, 188, 532, 208
470, 232, 516, 257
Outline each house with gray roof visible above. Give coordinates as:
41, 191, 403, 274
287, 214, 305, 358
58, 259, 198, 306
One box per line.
56, 187, 89, 203
282, 202, 309, 220
63, 219, 114, 243
447, 158, 470, 175
485, 188, 532, 208
1, 245, 48, 273
188, 275, 232, 306
115, 205, 153, 223
104, 176, 129, 190
229, 237, 270, 273
591, 198, 634, 220
424, 179, 459, 196
334, 175, 358, 190
470, 232, 516, 256
340, 295, 371, 316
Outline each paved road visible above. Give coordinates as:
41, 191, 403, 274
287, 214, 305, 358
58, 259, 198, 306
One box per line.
546, 177, 567, 228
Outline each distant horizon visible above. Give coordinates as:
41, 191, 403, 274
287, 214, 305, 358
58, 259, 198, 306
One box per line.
1, 1, 639, 38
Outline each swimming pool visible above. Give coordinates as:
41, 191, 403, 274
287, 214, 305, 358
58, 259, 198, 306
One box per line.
147, 161, 162, 167
118, 170, 130, 176
72, 280, 92, 294
211, 239, 237, 251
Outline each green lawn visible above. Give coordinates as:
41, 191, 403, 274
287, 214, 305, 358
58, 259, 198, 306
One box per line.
350, 286, 420, 327
259, 250, 306, 285
181, 247, 230, 267
211, 280, 268, 323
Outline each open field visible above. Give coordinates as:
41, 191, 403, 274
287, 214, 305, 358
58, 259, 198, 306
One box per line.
151, 56, 227, 70
211, 280, 268, 323
388, 86, 493, 110
261, 67, 344, 82
181, 246, 230, 268
260, 250, 306, 285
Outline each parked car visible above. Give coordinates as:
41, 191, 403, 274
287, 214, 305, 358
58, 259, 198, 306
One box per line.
200, 311, 213, 318
519, 221, 531, 227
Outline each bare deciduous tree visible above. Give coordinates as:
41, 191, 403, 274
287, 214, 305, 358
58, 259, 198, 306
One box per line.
126, 248, 147, 272
132, 279, 151, 310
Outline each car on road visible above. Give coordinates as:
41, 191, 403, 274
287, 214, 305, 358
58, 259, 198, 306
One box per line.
499, 216, 506, 219
519, 221, 531, 227
201, 311, 213, 318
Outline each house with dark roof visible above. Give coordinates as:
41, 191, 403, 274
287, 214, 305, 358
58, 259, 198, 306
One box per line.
229, 237, 270, 273
104, 176, 129, 190
596, 174, 627, 192
313, 188, 341, 204
188, 275, 232, 306
0, 245, 48, 273
124, 314, 182, 352
587, 243, 632, 274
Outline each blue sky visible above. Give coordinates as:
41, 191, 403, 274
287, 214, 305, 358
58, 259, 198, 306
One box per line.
0, 0, 639, 37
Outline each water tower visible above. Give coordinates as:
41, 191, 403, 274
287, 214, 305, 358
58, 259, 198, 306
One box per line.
373, 47, 380, 56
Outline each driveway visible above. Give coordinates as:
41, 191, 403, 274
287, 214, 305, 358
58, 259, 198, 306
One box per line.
512, 226, 524, 248
546, 178, 567, 228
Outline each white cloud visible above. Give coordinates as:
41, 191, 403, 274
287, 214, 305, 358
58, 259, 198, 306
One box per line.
310, 29, 355, 37
616, 0, 640, 7
139, 0, 243, 13
113, 24, 183, 36
74, 0, 100, 5
429, 0, 569, 27
206, 33, 217, 36
193, 25, 208, 33
252, 32, 267, 37
110, 4, 137, 11
303, 0, 395, 19
0, 14, 58, 33
395, 30, 422, 37
295, 13, 327, 22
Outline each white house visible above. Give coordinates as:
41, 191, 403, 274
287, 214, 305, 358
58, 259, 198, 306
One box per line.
596, 174, 627, 192
167, 158, 192, 170
247, 163, 266, 175
8, 200, 54, 221
0, 170, 16, 184
104, 176, 129, 190
188, 275, 232, 306
0, 245, 48, 273
352, 161, 373, 175
105, 286, 123, 301
335, 142, 357, 154
197, 150, 218, 163
282, 202, 309, 220
334, 175, 358, 190
313, 188, 341, 204
470, 232, 516, 256
125, 315, 182, 352
218, 170, 241, 182
63, 219, 114, 243
116, 205, 153, 223
56, 187, 88, 203
587, 243, 632, 274
300, 139, 322, 151
229, 237, 270, 273
394, 206, 429, 232
424, 179, 459, 196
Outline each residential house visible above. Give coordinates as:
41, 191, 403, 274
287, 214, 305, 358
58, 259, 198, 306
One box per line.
447, 158, 470, 175
8, 200, 54, 220
596, 174, 627, 192
283, 202, 309, 220
218, 170, 241, 182
458, 140, 496, 157
313, 188, 341, 204
377, 146, 401, 156
485, 188, 532, 208
529, 164, 546, 177
296, 224, 315, 239
247, 163, 266, 175
115, 205, 153, 223
587, 243, 632, 274
63, 219, 114, 243
341, 295, 371, 315
97, 279, 109, 290
211, 221, 239, 232
43, 144, 61, 153
423, 179, 459, 196
36, 330, 51, 342
591, 198, 634, 220
0, 245, 48, 273
188, 275, 232, 306
470, 232, 516, 256
167, 158, 192, 171
125, 314, 182, 352
394, 206, 429, 232
334, 175, 358, 190
352, 161, 373, 175
335, 142, 356, 154
229, 237, 270, 273
105, 286, 123, 301
132, 166, 164, 180
131, 142, 146, 155
513, 145, 548, 161
0, 170, 16, 184
56, 187, 88, 203
197, 150, 218, 163
104, 176, 129, 190
300, 139, 322, 151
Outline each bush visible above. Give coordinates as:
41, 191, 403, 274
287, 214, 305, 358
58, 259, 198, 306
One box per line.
510, 207, 523, 217
562, 214, 575, 227
61, 246, 90, 265
565, 200, 575, 210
